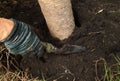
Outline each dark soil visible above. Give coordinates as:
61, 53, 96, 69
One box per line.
0, 0, 120, 81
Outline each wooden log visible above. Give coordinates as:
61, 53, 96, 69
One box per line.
38, 0, 75, 40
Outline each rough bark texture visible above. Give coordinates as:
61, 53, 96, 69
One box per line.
38, 0, 75, 40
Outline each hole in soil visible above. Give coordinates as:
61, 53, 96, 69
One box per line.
73, 11, 81, 27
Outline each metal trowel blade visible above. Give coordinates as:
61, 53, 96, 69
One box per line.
53, 44, 86, 54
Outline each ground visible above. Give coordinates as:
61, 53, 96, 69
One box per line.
0, 0, 120, 81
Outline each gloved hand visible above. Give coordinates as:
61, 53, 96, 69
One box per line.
0, 18, 48, 57
0, 18, 86, 57
41, 42, 57, 53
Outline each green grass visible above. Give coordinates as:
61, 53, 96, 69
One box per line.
103, 56, 120, 81
96, 55, 120, 81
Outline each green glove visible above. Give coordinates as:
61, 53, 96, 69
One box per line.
41, 42, 57, 53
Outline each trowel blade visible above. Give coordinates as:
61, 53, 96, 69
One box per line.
53, 44, 86, 54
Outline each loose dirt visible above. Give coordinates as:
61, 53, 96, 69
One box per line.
0, 0, 120, 81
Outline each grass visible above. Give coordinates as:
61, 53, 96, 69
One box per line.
0, 64, 46, 81
0, 70, 46, 81
95, 55, 120, 81
0, 44, 120, 81
0, 44, 46, 81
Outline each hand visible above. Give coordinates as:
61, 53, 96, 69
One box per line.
0, 18, 14, 41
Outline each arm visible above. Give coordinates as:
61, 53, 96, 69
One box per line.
0, 18, 14, 41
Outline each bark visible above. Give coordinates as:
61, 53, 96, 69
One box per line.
38, 0, 75, 40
